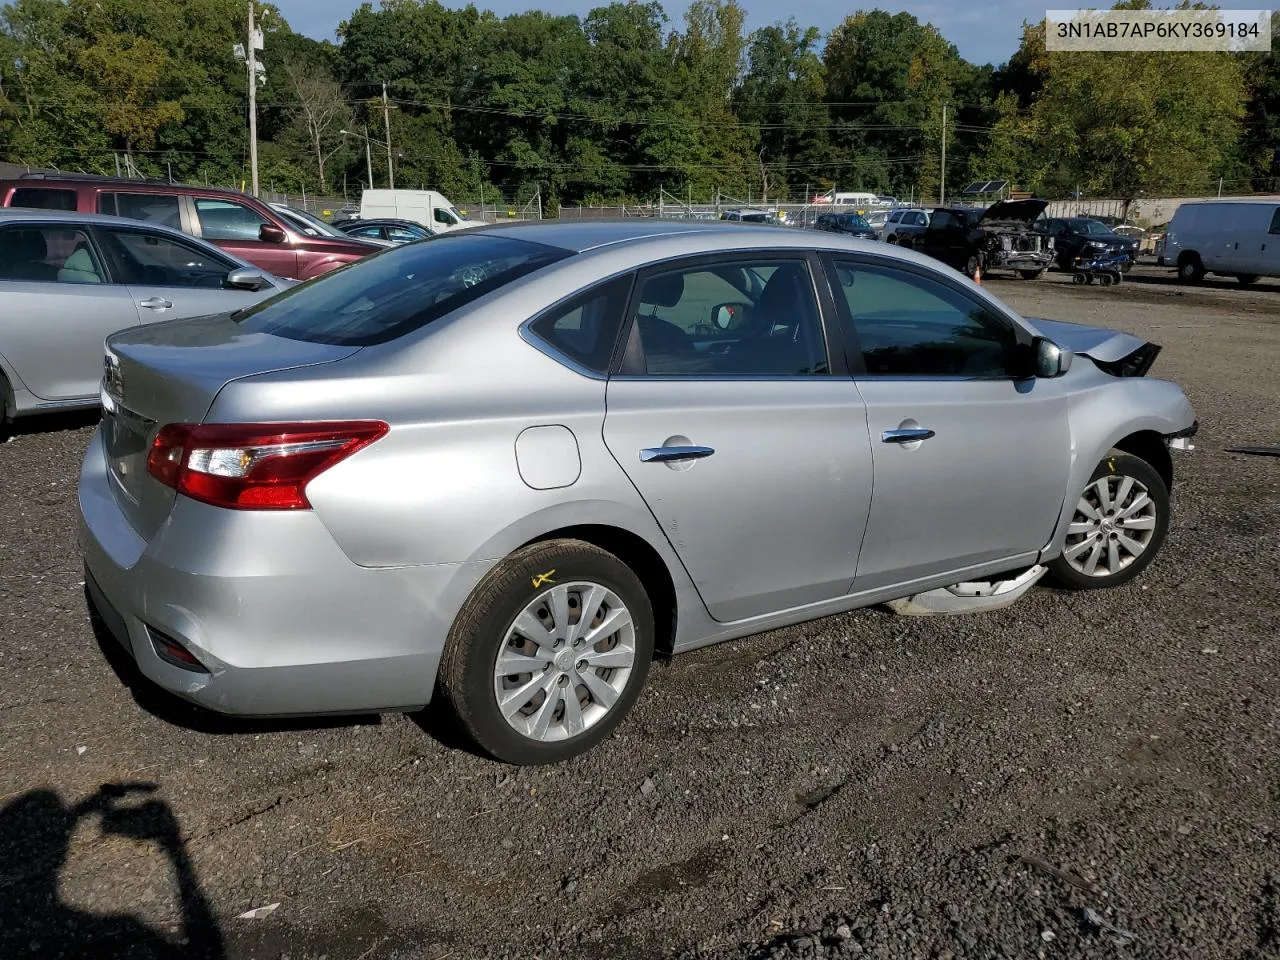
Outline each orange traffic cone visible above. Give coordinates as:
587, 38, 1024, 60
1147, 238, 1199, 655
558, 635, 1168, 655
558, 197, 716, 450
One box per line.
973, 262, 982, 285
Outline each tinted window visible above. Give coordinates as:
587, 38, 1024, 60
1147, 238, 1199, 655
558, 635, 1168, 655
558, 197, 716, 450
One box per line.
348, 225, 385, 240
929, 210, 953, 230
195, 198, 269, 241
632, 259, 828, 376
0, 226, 104, 283
386, 226, 423, 242
98, 229, 234, 288
8, 188, 77, 211
98, 192, 182, 228
1268, 208, 1280, 235
234, 233, 571, 347
528, 276, 631, 374
832, 260, 1017, 378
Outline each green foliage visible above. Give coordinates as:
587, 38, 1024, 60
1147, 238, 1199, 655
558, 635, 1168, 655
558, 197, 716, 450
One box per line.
0, 0, 1270, 203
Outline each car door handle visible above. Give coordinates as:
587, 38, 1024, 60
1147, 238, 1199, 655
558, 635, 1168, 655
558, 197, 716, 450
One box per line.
882, 428, 935, 443
640, 445, 715, 463
138, 297, 172, 310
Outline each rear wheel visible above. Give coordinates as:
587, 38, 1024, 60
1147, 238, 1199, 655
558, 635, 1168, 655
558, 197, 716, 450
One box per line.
437, 539, 655, 764
964, 255, 981, 278
1177, 253, 1205, 284
1046, 453, 1170, 590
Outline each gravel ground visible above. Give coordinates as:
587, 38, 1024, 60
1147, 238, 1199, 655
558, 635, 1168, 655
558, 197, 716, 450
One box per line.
1, 262, 1277, 960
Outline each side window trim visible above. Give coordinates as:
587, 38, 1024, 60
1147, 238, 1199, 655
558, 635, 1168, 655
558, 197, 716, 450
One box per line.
610, 250, 846, 380
819, 252, 1033, 381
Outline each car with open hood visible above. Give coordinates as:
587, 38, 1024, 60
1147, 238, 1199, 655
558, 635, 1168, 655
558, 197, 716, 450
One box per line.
919, 199, 1055, 279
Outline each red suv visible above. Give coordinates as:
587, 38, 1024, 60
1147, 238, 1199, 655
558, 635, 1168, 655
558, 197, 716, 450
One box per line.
0, 174, 381, 281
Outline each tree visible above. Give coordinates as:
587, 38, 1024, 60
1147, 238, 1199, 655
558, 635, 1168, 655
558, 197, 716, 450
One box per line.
285, 62, 350, 192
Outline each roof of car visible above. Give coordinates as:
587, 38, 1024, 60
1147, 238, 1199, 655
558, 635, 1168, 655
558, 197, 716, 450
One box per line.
467, 218, 816, 253
3, 174, 254, 201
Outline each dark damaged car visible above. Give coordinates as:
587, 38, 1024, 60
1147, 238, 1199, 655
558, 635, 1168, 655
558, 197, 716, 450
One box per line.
919, 199, 1055, 280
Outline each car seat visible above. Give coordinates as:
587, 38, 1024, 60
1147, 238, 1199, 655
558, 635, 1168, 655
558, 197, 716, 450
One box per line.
722, 264, 823, 374
56, 242, 103, 284
636, 271, 694, 356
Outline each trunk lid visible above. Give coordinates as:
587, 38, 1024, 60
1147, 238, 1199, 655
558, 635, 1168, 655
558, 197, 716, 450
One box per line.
101, 312, 360, 538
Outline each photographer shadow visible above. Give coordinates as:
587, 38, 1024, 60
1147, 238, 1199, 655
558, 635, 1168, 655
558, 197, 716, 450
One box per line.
0, 783, 225, 959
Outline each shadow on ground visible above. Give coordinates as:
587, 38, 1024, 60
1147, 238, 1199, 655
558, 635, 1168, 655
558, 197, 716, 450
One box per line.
0, 783, 225, 959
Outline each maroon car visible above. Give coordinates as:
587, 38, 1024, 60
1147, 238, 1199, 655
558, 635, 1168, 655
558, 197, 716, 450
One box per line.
0, 174, 381, 281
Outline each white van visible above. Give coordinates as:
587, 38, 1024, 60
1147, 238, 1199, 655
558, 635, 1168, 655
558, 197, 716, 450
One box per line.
1160, 198, 1280, 284
359, 189, 480, 232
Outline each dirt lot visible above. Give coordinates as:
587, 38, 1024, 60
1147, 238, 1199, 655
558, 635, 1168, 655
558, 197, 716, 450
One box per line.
1, 262, 1277, 960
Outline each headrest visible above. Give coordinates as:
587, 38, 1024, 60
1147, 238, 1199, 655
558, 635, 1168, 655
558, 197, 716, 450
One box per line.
642, 271, 685, 308
0, 229, 48, 262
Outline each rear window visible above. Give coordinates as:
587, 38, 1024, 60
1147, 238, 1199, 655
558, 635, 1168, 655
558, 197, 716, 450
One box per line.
8, 187, 77, 211
233, 232, 572, 346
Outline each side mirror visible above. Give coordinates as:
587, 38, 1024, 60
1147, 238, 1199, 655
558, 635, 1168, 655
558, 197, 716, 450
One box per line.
258, 223, 288, 244
1033, 336, 1073, 378
225, 267, 271, 292
711, 302, 747, 329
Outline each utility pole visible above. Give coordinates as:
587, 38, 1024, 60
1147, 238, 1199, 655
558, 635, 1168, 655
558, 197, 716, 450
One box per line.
382, 82, 395, 189
939, 103, 947, 206
364, 125, 374, 189
246, 1, 261, 197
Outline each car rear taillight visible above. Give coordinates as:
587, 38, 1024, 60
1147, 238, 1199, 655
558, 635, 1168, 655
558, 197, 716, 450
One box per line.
146, 421, 388, 510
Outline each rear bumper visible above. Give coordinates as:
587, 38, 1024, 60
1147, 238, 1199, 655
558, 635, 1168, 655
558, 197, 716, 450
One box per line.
77, 426, 494, 716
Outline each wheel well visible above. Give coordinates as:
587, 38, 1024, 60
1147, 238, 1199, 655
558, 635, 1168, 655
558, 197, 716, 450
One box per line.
1177, 250, 1201, 266
1112, 431, 1173, 491
523, 524, 678, 655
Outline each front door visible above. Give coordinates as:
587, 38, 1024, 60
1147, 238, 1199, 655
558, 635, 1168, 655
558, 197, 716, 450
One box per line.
602, 253, 873, 623
92, 225, 266, 324
0, 223, 139, 401
825, 256, 1072, 591
191, 196, 299, 279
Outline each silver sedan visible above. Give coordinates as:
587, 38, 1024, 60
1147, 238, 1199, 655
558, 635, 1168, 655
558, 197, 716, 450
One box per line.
0, 209, 289, 433
77, 220, 1197, 764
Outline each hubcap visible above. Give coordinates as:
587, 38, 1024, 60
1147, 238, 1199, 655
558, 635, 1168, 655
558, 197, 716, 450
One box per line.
493, 581, 636, 742
1062, 473, 1158, 578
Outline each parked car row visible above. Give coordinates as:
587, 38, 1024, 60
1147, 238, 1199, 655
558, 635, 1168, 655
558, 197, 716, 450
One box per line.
1, 174, 384, 281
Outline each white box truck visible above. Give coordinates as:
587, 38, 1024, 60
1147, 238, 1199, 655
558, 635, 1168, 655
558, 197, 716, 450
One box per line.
359, 189, 481, 232
1160, 198, 1280, 284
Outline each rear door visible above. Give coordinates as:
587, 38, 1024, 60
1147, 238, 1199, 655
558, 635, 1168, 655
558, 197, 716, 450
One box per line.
601, 252, 873, 623
92, 224, 271, 324
1251, 206, 1280, 276
0, 222, 139, 400
825, 255, 1071, 590
191, 196, 299, 279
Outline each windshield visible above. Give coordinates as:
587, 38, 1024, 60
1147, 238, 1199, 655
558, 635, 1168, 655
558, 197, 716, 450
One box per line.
844, 214, 871, 228
233, 233, 572, 346
1072, 219, 1113, 236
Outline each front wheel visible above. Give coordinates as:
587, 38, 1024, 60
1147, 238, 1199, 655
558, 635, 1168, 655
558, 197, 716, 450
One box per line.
437, 539, 655, 764
1237, 274, 1259, 285
1046, 452, 1170, 590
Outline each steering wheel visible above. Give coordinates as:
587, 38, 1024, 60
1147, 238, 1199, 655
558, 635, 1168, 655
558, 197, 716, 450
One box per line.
456, 265, 487, 287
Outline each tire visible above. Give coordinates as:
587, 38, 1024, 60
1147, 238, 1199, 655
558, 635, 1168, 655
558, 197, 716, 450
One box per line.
1098, 272, 1114, 287
964, 255, 981, 278
1018, 269, 1046, 280
437, 538, 655, 764
1072, 272, 1088, 285
1237, 274, 1259, 285
1046, 452, 1170, 591
886, 235, 898, 245
1177, 253, 1205, 284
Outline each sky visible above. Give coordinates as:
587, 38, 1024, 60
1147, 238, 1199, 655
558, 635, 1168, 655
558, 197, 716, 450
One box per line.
273, 0, 1273, 67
